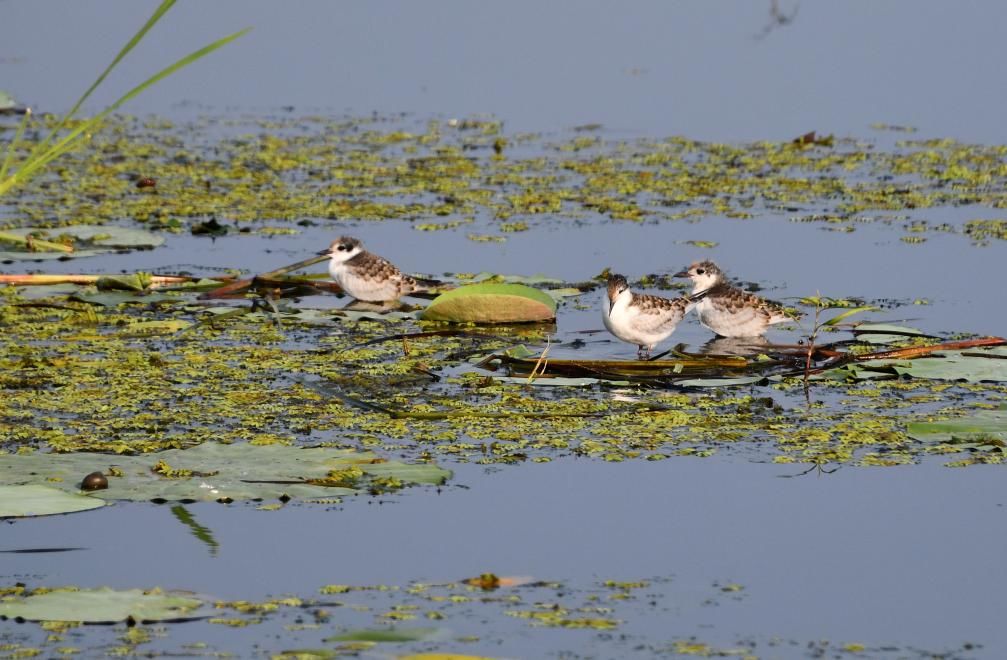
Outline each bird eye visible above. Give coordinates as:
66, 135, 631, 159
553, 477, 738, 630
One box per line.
696, 268, 705, 275
338, 245, 348, 251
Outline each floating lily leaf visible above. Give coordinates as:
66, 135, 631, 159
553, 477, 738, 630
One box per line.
0, 90, 15, 110
853, 323, 927, 336
880, 348, 1007, 382
0, 444, 451, 503
64, 225, 166, 248
494, 376, 613, 387
422, 282, 556, 323
544, 287, 584, 301
467, 272, 565, 286
853, 323, 930, 344
326, 627, 440, 643
0, 485, 105, 518
907, 408, 1007, 444
70, 290, 184, 307
675, 375, 770, 388
397, 654, 494, 660
0, 587, 204, 623
0, 226, 164, 261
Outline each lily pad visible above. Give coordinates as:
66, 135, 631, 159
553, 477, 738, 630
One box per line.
0, 484, 105, 518
0, 587, 204, 623
60, 225, 166, 248
873, 348, 1007, 383
853, 323, 929, 344
0, 226, 164, 261
0, 90, 15, 110
71, 290, 184, 307
494, 376, 610, 387
326, 627, 440, 643
907, 408, 1007, 444
422, 282, 556, 323
675, 375, 770, 388
0, 443, 452, 503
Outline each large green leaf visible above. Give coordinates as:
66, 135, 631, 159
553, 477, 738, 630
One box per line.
0, 484, 105, 518
877, 347, 1007, 383
0, 444, 451, 503
907, 408, 1007, 444
422, 282, 557, 323
853, 323, 929, 345
0, 587, 204, 623
820, 348, 1007, 383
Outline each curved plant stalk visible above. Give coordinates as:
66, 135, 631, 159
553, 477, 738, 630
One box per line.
0, 0, 249, 198
0, 108, 31, 182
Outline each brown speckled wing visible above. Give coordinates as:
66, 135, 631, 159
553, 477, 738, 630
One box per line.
347, 252, 418, 294
709, 284, 783, 320
630, 294, 688, 329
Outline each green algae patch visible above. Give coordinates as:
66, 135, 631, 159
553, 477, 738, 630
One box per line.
0, 279, 1004, 470
0, 587, 204, 623
0, 484, 105, 518
0, 444, 451, 503
5, 114, 1007, 248
326, 627, 440, 643
421, 282, 556, 323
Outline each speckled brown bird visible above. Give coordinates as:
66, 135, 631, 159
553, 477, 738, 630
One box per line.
675, 260, 793, 337
319, 236, 429, 302
602, 274, 693, 358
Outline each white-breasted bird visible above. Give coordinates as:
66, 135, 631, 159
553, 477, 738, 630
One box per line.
675, 260, 793, 337
602, 273, 693, 358
318, 236, 434, 302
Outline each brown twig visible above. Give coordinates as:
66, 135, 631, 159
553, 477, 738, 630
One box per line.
198, 254, 330, 299
0, 273, 232, 287
852, 336, 1006, 362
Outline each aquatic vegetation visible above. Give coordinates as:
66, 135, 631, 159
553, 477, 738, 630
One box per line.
0, 280, 1002, 470
5, 114, 1007, 245
0, 1, 247, 202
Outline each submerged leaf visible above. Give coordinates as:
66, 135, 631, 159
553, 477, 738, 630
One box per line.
422, 282, 556, 323
907, 409, 1007, 444
0, 484, 105, 518
327, 627, 440, 643
0, 587, 203, 623
0, 444, 451, 503
0, 226, 163, 261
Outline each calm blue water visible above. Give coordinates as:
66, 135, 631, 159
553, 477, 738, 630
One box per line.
3, 1, 1007, 142
2, 2, 1006, 657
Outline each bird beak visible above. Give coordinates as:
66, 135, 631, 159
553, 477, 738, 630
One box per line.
673, 270, 689, 278
317, 249, 331, 256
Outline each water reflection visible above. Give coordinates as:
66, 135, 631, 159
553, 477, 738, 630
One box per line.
699, 335, 773, 357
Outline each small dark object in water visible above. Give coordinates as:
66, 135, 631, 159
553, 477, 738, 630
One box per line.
136, 176, 156, 189
191, 217, 228, 236
81, 471, 108, 491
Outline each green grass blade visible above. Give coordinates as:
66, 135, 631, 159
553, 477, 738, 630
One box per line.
822, 306, 877, 327
0, 27, 251, 196
27, 0, 177, 161
0, 108, 32, 181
